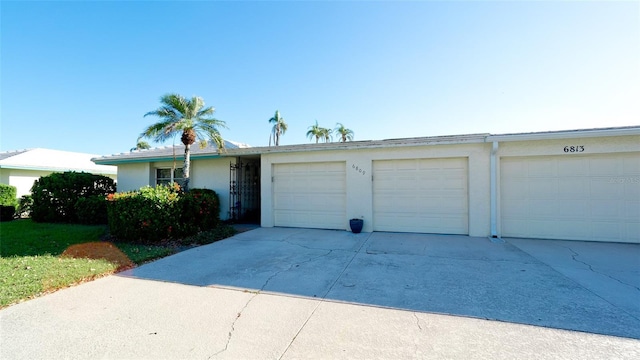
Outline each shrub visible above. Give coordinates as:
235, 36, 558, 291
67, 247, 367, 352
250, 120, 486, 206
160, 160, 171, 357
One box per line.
30, 172, 116, 223
107, 184, 182, 243
16, 195, 33, 218
0, 205, 16, 221
0, 184, 17, 207
75, 195, 109, 225
106, 184, 222, 243
178, 188, 220, 233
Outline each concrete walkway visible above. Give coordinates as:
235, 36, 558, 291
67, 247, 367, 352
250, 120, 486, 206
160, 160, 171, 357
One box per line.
1, 228, 639, 359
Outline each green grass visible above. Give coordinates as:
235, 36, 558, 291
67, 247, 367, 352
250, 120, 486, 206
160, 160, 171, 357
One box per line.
0, 255, 117, 308
1, 220, 109, 257
0, 219, 176, 308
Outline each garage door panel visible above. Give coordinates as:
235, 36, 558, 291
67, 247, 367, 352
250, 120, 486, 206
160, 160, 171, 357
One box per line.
373, 158, 468, 234
625, 201, 639, 219
501, 153, 640, 243
273, 162, 346, 230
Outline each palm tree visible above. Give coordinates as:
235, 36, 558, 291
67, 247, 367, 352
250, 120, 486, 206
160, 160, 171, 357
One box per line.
141, 93, 227, 191
334, 123, 354, 142
320, 127, 332, 143
130, 138, 152, 152
306, 120, 323, 143
268, 110, 287, 146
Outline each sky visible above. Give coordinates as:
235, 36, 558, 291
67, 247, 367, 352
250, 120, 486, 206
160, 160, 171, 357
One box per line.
1, 1, 638, 156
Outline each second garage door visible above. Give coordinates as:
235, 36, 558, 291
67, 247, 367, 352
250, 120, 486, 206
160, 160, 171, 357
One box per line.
373, 158, 469, 234
272, 162, 346, 230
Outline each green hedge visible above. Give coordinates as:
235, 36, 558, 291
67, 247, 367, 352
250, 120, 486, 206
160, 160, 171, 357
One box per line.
30, 172, 116, 223
75, 195, 109, 225
0, 184, 17, 207
106, 184, 220, 243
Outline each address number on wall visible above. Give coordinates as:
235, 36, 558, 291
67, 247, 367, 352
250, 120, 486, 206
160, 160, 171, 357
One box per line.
563, 145, 585, 153
352, 164, 366, 175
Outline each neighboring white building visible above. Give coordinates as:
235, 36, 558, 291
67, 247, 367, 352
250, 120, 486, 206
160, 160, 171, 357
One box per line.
0, 148, 117, 197
93, 127, 640, 243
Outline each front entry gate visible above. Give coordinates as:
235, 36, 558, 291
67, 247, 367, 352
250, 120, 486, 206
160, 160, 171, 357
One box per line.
229, 160, 260, 223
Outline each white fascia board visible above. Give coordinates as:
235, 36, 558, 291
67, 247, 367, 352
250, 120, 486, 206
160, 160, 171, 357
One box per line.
226, 133, 490, 156
485, 126, 640, 142
92, 153, 223, 166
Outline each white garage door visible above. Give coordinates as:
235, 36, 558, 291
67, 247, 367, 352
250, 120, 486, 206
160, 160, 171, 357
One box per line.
273, 162, 346, 230
501, 153, 640, 243
373, 158, 469, 234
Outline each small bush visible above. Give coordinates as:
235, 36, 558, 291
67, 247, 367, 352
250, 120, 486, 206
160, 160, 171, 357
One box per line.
178, 188, 220, 233
16, 195, 33, 218
75, 195, 109, 225
106, 184, 182, 243
106, 184, 222, 243
0, 205, 16, 221
30, 172, 116, 223
0, 184, 17, 207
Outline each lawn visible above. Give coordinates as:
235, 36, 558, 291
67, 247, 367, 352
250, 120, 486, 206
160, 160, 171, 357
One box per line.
0, 220, 176, 308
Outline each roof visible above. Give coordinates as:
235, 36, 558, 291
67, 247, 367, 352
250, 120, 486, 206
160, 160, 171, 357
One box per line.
92, 126, 640, 165
0, 148, 117, 174
92, 140, 250, 164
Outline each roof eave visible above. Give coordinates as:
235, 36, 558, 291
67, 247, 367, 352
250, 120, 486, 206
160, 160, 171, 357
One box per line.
485, 126, 640, 142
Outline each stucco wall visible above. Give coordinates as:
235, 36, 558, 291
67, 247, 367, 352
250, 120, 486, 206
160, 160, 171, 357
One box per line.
1, 169, 51, 197
190, 158, 235, 221
116, 158, 234, 220
261, 143, 491, 237
116, 163, 152, 192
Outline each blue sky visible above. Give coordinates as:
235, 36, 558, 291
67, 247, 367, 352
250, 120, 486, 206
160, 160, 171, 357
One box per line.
1, 1, 638, 156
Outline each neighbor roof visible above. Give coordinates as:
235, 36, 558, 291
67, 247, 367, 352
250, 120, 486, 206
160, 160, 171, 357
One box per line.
0, 148, 117, 174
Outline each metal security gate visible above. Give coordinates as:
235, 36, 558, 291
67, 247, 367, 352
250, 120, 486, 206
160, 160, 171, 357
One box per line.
229, 160, 260, 223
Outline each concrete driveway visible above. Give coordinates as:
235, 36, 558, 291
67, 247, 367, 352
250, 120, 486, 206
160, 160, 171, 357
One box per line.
1, 228, 639, 359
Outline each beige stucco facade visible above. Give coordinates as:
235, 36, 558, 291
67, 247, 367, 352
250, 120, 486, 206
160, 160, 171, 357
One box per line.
260, 142, 492, 236
116, 158, 236, 220
95, 127, 640, 243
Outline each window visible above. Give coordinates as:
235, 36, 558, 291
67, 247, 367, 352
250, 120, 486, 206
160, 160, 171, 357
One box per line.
156, 168, 184, 186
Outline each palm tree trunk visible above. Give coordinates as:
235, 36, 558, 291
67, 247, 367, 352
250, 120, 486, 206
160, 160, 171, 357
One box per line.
183, 143, 191, 191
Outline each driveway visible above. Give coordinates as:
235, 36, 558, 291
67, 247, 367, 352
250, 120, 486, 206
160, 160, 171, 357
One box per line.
1, 228, 639, 359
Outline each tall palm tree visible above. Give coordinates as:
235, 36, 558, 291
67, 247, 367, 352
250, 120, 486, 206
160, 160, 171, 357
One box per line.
130, 138, 152, 152
268, 110, 287, 146
141, 93, 227, 191
334, 123, 354, 142
306, 120, 324, 143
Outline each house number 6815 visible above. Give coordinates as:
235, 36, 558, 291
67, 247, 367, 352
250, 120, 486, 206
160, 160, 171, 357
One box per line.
352, 164, 366, 175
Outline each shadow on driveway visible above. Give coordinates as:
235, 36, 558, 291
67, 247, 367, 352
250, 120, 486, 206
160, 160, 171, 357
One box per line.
119, 227, 640, 339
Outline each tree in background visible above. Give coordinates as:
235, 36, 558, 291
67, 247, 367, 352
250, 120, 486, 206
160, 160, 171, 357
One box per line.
141, 94, 227, 191
306, 120, 332, 143
268, 110, 288, 146
130, 137, 152, 152
334, 123, 354, 142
